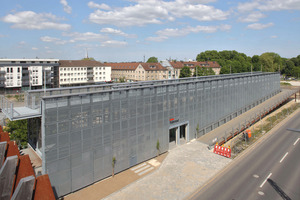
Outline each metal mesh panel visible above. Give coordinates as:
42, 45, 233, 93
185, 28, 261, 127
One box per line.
42, 73, 281, 197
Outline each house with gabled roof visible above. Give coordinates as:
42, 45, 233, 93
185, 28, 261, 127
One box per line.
109, 62, 168, 82
168, 61, 221, 78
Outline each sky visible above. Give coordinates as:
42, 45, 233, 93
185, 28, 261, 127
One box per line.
0, 0, 300, 62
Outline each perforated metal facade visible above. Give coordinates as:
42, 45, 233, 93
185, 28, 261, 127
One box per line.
40, 72, 280, 196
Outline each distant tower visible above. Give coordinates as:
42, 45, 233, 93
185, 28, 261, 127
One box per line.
143, 55, 145, 63
86, 48, 89, 59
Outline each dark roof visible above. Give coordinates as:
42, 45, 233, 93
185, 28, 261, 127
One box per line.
59, 60, 106, 67
170, 61, 220, 69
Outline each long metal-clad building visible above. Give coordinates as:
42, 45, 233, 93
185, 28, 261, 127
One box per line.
1, 72, 281, 197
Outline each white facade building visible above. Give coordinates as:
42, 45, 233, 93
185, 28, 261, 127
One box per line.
0, 59, 59, 93
59, 60, 111, 86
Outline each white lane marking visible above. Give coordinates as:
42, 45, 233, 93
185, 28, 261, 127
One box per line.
280, 152, 289, 163
260, 173, 272, 188
258, 191, 264, 196
294, 138, 300, 146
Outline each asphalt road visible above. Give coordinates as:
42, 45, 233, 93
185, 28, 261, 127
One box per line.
188, 109, 300, 200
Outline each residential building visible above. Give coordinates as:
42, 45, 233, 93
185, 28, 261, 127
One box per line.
163, 61, 221, 78
0, 59, 59, 93
109, 62, 168, 82
59, 60, 111, 87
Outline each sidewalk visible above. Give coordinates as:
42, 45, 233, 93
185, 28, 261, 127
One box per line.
104, 140, 231, 200
64, 153, 168, 200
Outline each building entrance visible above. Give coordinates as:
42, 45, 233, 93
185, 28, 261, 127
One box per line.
169, 122, 189, 149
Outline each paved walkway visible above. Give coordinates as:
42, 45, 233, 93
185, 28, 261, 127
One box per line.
199, 89, 297, 146
105, 140, 231, 200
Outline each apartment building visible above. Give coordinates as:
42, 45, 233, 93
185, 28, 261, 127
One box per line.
169, 61, 221, 78
0, 59, 59, 93
59, 60, 111, 86
109, 62, 168, 82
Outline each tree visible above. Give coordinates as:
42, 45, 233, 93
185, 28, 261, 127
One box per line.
146, 56, 158, 63
179, 66, 192, 78
4, 119, 28, 149
260, 52, 282, 72
119, 76, 126, 83
156, 139, 160, 157
81, 57, 95, 61
112, 156, 116, 177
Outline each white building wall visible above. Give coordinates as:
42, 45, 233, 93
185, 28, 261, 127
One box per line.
4, 66, 22, 87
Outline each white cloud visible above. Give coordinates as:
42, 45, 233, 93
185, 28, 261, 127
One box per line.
88, 1, 111, 10
62, 32, 108, 41
89, 0, 229, 26
259, 0, 300, 11
100, 28, 136, 38
1, 11, 71, 30
247, 22, 274, 30
270, 35, 278, 38
147, 24, 231, 41
238, 11, 266, 22
0, 34, 6, 38
32, 47, 38, 50
40, 36, 68, 45
60, 0, 72, 14
237, 1, 261, 12
238, 0, 300, 12
101, 40, 128, 47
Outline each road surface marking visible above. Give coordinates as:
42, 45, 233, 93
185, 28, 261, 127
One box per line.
138, 166, 154, 176
279, 152, 288, 163
253, 174, 259, 178
130, 163, 146, 171
260, 173, 272, 188
134, 165, 151, 173
258, 191, 264, 196
293, 138, 300, 146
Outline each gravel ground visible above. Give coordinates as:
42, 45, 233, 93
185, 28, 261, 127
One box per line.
105, 140, 231, 200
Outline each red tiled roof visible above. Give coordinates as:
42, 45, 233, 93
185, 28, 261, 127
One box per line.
0, 131, 10, 142
59, 60, 106, 67
13, 155, 36, 193
6, 141, 20, 158
108, 62, 167, 71
0, 128, 55, 200
106, 62, 140, 70
34, 175, 56, 200
170, 61, 220, 69
140, 63, 167, 71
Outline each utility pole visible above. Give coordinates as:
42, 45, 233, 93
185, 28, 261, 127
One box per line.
44, 67, 46, 96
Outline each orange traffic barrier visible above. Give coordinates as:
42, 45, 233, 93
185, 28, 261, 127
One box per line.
213, 145, 231, 158
246, 129, 251, 138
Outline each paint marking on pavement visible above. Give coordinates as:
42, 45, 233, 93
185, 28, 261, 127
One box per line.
130, 163, 146, 171
253, 174, 259, 178
258, 191, 264, 196
260, 173, 272, 188
138, 166, 154, 176
293, 138, 300, 146
134, 165, 151, 173
279, 152, 288, 163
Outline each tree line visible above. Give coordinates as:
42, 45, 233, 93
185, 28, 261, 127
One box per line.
196, 50, 300, 78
